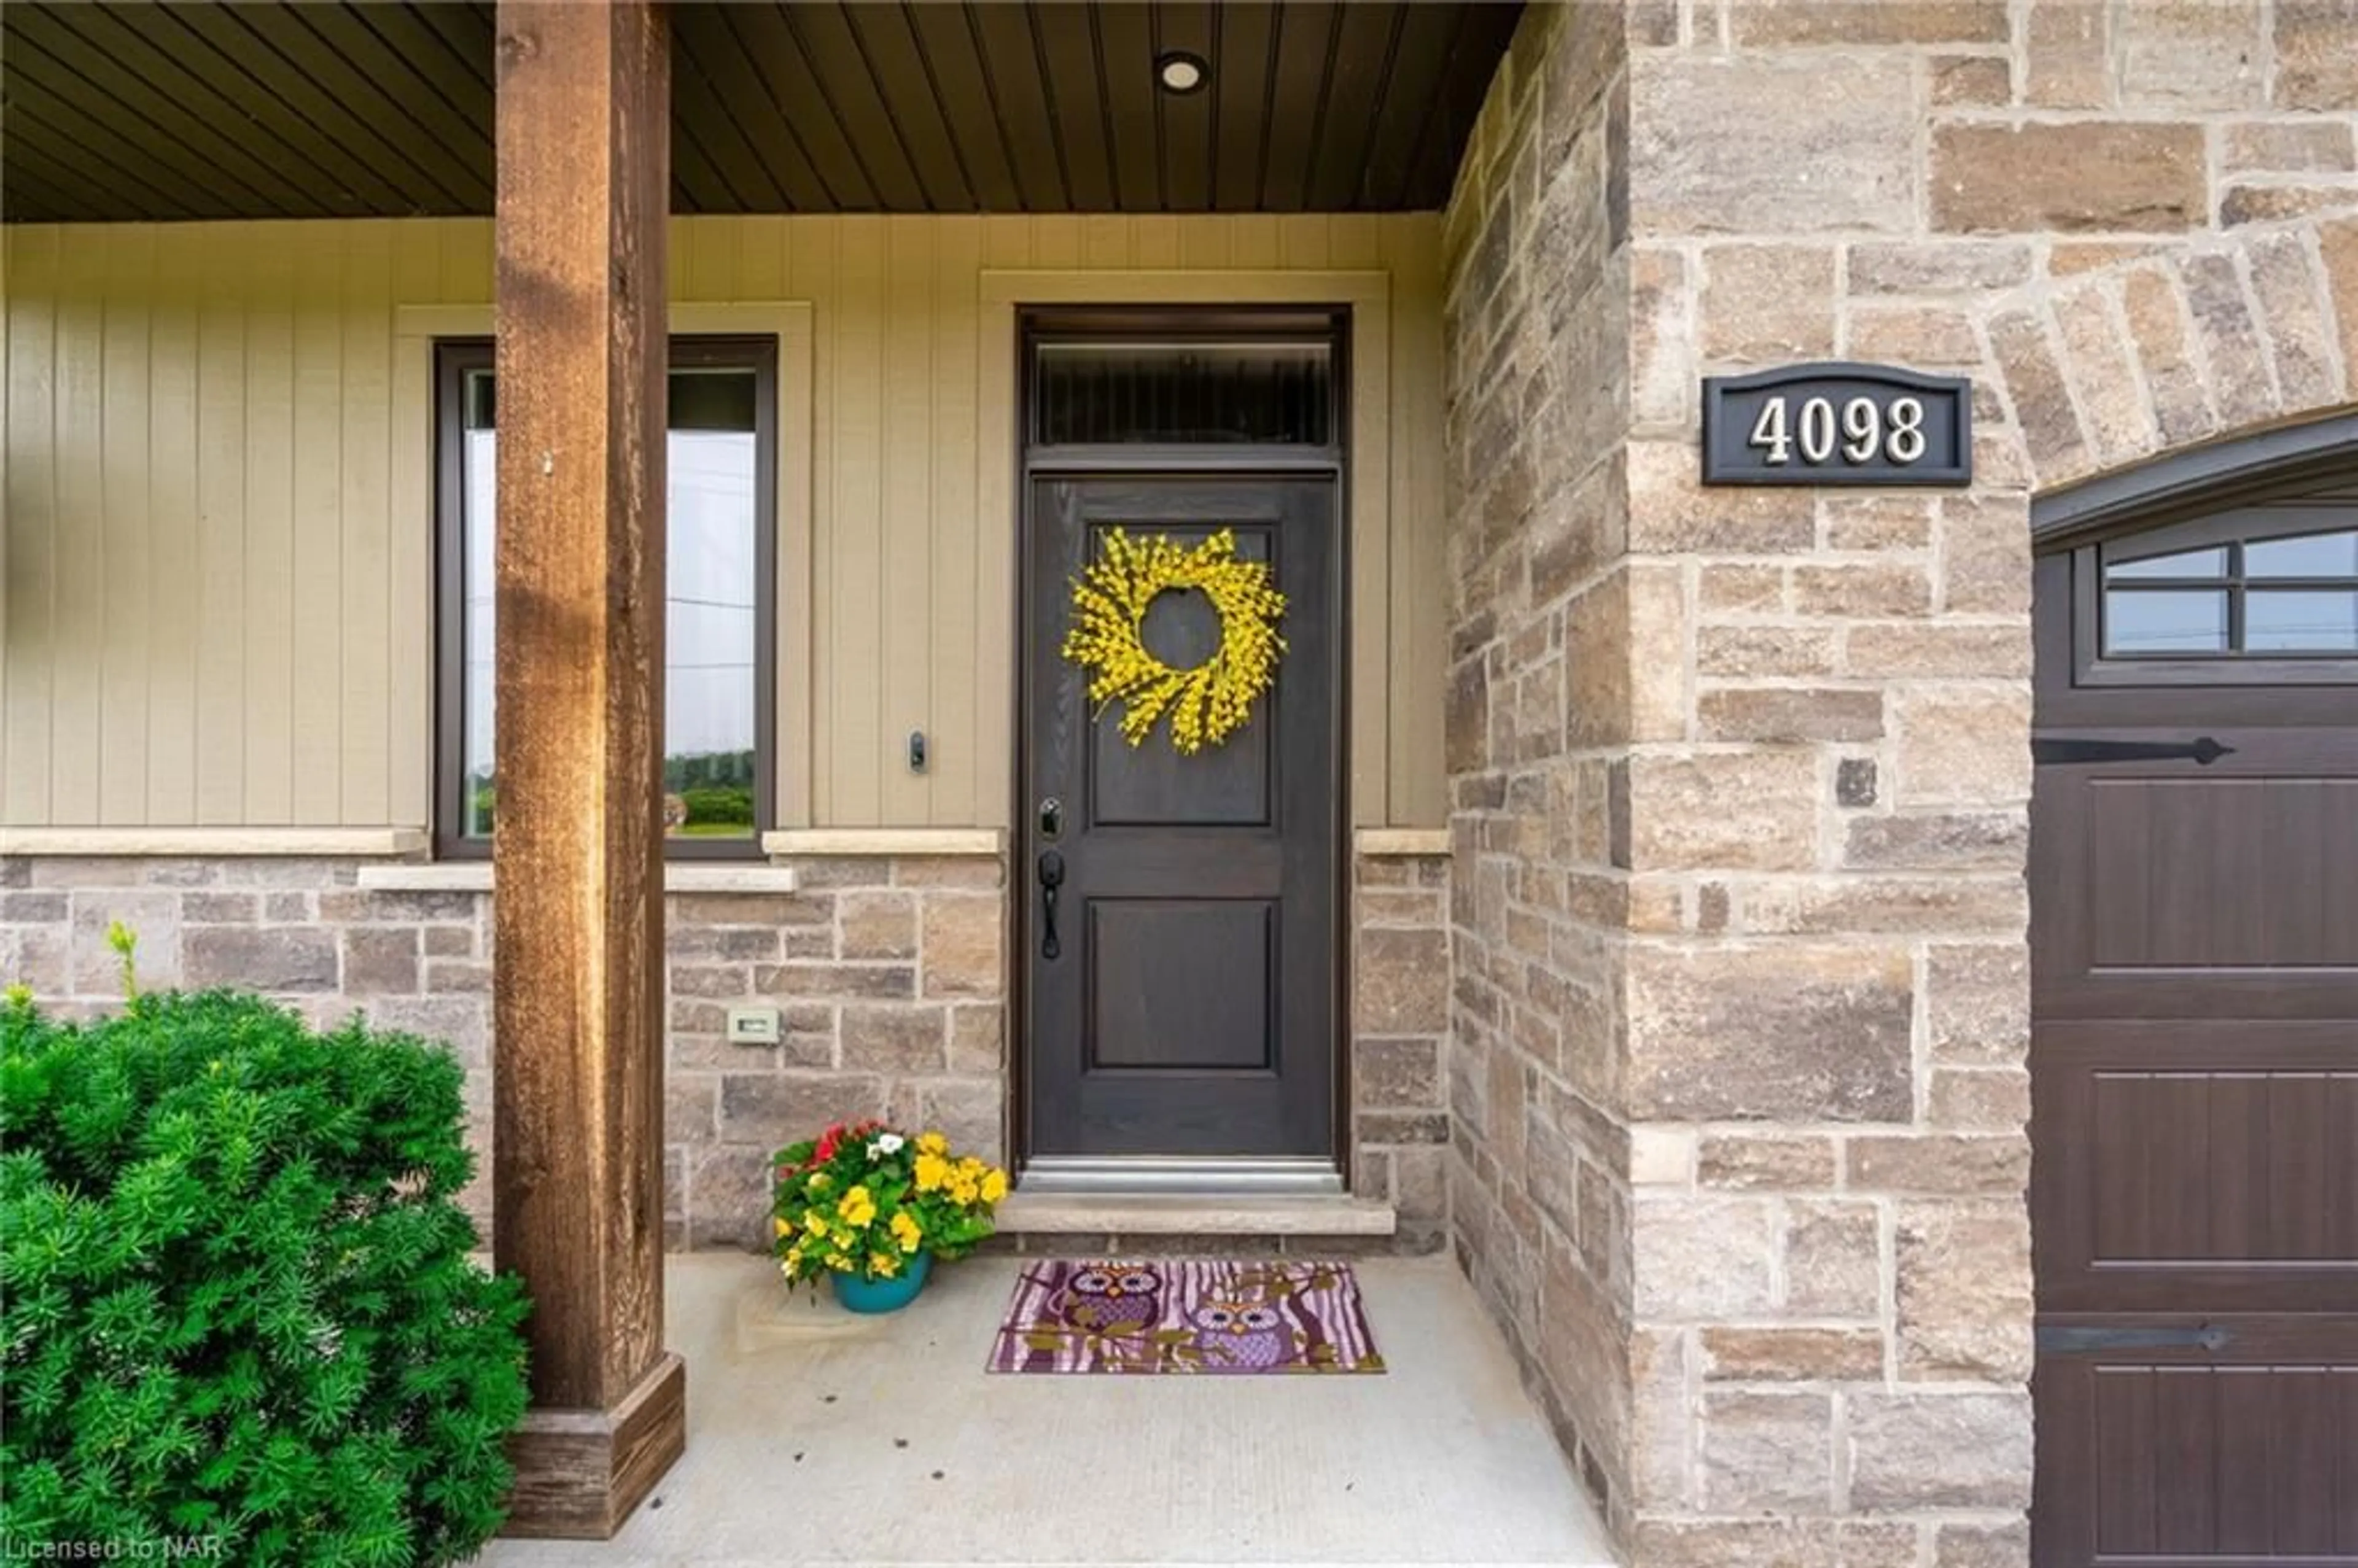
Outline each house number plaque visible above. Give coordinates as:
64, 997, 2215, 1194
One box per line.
1701, 362, 1972, 487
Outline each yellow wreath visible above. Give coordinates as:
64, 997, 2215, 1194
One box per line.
1061, 529, 1286, 754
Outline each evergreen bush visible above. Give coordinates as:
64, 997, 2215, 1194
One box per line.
0, 986, 531, 1565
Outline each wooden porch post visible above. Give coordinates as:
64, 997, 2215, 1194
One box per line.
490, 0, 683, 1538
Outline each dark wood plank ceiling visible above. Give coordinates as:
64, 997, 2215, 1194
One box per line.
1, 1, 1523, 222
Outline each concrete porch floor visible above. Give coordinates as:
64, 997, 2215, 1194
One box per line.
476, 1252, 1617, 1567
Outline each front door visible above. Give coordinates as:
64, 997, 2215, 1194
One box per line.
1021, 475, 1339, 1159
2028, 489, 2358, 1564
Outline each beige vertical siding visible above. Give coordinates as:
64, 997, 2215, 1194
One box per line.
3, 215, 1447, 833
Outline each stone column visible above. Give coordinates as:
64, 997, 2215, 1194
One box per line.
1442, 4, 2052, 1562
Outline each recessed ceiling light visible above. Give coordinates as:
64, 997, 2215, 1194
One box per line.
1157, 52, 1208, 95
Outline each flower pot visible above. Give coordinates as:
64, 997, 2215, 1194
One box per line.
828, 1249, 932, 1314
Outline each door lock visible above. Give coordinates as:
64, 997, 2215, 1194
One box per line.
1038, 796, 1063, 840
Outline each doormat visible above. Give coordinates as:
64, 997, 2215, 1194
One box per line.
987, 1259, 1385, 1374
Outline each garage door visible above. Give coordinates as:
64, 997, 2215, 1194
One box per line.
2029, 465, 2358, 1566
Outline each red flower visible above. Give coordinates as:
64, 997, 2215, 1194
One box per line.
812, 1122, 847, 1165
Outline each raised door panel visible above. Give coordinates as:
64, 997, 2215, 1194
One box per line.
2033, 1020, 2358, 1314
2032, 729, 2358, 1021
2036, 1342, 2358, 1565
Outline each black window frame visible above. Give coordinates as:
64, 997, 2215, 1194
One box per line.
432, 335, 781, 860
2069, 500, 2358, 688
1018, 306, 1350, 461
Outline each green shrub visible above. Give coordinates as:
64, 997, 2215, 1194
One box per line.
679, 785, 755, 828
0, 989, 531, 1566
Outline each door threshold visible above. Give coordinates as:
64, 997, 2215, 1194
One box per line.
995, 1190, 1396, 1239
1018, 1155, 1344, 1197
1007, 1157, 1389, 1239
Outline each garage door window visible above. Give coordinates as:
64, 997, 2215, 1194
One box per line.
2074, 488, 2358, 686
2104, 520, 2358, 657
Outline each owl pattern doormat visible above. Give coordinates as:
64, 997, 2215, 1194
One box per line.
987, 1259, 1385, 1374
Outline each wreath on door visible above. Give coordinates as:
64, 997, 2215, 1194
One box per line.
1061, 528, 1286, 754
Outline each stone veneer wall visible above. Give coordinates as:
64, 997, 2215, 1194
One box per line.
0, 853, 1008, 1251
1441, 0, 1642, 1527
1348, 851, 1453, 1253
1, 845, 1455, 1254
1445, 2, 2357, 1565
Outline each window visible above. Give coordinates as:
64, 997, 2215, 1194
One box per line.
1023, 309, 1346, 449
435, 337, 777, 857
1032, 340, 1335, 446
2099, 513, 2358, 658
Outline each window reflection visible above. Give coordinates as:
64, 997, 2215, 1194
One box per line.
2099, 517, 2358, 659
2104, 589, 2229, 654
458, 361, 763, 843
2107, 545, 2227, 580
2245, 529, 2358, 579
2247, 589, 2358, 652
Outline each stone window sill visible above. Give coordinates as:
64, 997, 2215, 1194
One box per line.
759, 828, 1003, 856
356, 863, 800, 895
1353, 828, 1450, 856
0, 826, 429, 856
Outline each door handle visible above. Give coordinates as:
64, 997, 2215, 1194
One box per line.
1037, 850, 1065, 961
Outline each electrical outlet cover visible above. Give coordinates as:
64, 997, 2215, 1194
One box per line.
726, 1006, 782, 1045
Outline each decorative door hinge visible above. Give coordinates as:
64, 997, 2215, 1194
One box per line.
2031, 735, 2235, 766
2036, 1324, 2232, 1354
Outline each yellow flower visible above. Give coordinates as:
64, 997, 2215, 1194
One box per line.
803, 1212, 829, 1239
825, 1251, 851, 1271
916, 1132, 948, 1157
889, 1211, 924, 1253
870, 1252, 900, 1279
806, 1170, 834, 1193
914, 1152, 950, 1192
1062, 528, 1285, 753
773, 1216, 791, 1238
838, 1186, 877, 1227
950, 1176, 979, 1206
980, 1168, 1008, 1204
782, 1244, 806, 1279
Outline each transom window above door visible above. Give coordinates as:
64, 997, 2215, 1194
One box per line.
434, 337, 780, 857
1031, 340, 1336, 447
1024, 309, 1346, 451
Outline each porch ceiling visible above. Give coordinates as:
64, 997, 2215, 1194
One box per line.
0, 1, 1523, 223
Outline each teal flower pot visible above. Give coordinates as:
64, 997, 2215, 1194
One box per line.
830, 1249, 931, 1314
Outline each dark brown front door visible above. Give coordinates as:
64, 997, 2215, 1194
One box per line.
2029, 539, 2358, 1564
1021, 476, 1339, 1159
